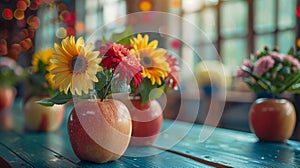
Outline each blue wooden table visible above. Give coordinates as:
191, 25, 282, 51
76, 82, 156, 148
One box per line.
1, 99, 300, 167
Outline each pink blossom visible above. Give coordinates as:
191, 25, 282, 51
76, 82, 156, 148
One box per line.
253, 56, 275, 76
242, 59, 252, 69
255, 51, 261, 58
270, 52, 283, 61
283, 55, 300, 70
236, 59, 252, 78
236, 68, 248, 78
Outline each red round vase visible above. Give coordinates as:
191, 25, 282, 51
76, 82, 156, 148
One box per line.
249, 98, 296, 142
122, 98, 163, 146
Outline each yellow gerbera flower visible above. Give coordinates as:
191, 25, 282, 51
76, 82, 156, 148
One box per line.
50, 36, 102, 96
45, 64, 57, 89
32, 48, 54, 72
130, 34, 170, 85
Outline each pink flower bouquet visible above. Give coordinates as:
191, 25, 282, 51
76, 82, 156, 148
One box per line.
236, 46, 300, 97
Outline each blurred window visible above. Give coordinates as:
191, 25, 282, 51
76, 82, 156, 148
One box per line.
182, 0, 296, 73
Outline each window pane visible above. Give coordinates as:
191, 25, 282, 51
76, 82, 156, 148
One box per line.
103, 1, 126, 25
196, 8, 217, 41
255, 34, 274, 51
221, 39, 247, 72
278, 0, 296, 29
220, 1, 248, 37
254, 0, 275, 33
278, 31, 295, 53
196, 44, 218, 61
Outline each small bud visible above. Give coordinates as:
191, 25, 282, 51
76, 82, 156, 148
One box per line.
273, 45, 279, 52
279, 75, 284, 81
264, 46, 269, 51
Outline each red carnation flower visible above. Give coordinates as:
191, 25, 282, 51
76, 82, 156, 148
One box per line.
101, 43, 142, 87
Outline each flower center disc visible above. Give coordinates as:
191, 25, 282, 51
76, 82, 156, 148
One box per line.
141, 55, 152, 67
70, 56, 88, 74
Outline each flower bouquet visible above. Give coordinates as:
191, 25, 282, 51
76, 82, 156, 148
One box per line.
237, 46, 300, 97
101, 34, 179, 146
23, 48, 65, 132
0, 57, 25, 112
237, 46, 300, 142
36, 32, 179, 162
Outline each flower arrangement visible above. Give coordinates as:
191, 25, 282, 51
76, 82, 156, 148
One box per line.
236, 46, 300, 97
26, 48, 58, 97
0, 57, 25, 87
38, 33, 179, 106
33, 32, 179, 163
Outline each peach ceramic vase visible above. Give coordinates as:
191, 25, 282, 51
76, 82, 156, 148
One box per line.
23, 96, 65, 132
67, 99, 132, 163
249, 98, 296, 142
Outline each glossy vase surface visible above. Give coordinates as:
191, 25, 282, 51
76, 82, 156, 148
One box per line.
24, 96, 65, 132
122, 98, 163, 146
67, 99, 132, 163
249, 98, 296, 142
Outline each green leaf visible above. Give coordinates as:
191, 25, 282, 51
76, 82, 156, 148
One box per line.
257, 79, 272, 91
244, 78, 265, 93
95, 71, 107, 91
241, 66, 273, 91
111, 27, 133, 45
288, 83, 300, 93
149, 85, 165, 100
287, 47, 294, 56
36, 92, 73, 106
140, 78, 155, 105
37, 60, 48, 75
250, 54, 255, 62
279, 73, 300, 93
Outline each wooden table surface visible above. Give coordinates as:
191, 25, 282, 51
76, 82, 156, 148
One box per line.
1, 99, 300, 168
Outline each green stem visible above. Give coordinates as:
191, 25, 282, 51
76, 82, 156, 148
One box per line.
101, 73, 114, 102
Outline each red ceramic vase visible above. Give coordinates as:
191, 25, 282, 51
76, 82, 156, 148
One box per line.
23, 96, 65, 132
67, 99, 132, 163
249, 98, 296, 142
0, 86, 16, 113
122, 98, 163, 146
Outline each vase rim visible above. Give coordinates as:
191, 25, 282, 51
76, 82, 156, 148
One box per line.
255, 98, 289, 103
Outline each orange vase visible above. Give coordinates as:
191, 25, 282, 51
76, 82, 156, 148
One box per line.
249, 98, 296, 142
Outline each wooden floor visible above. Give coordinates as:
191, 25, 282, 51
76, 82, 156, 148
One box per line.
1, 99, 300, 167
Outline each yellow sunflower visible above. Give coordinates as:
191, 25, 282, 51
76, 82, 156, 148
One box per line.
130, 34, 170, 85
32, 48, 54, 72
50, 36, 102, 96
